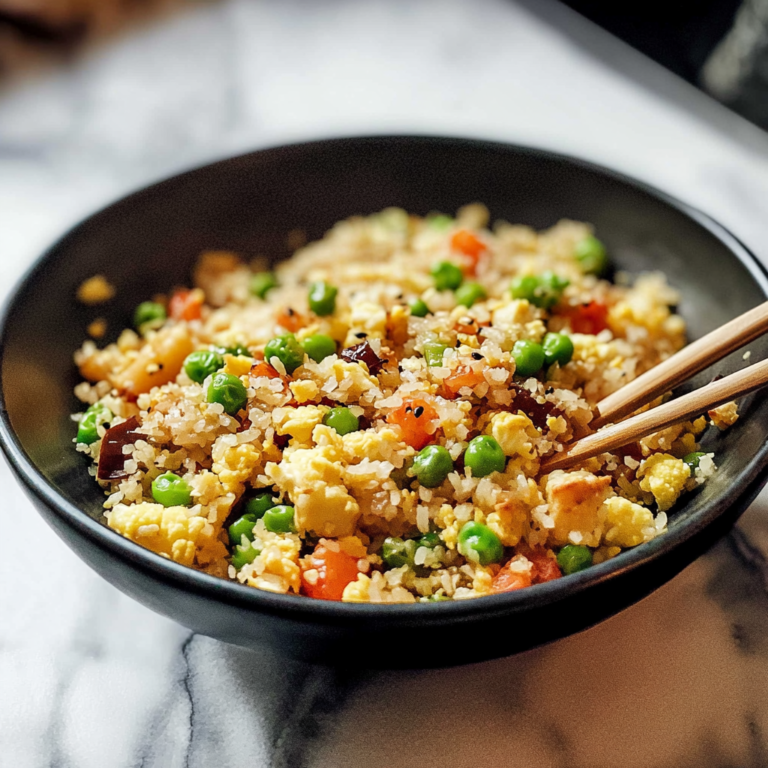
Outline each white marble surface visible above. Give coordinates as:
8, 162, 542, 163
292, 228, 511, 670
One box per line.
4, 1, 768, 765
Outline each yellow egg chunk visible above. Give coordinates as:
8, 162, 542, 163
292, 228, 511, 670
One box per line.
272, 405, 327, 445
486, 411, 538, 459
638, 454, 690, 512
106, 502, 225, 566
602, 496, 656, 547
545, 470, 613, 547
266, 443, 360, 537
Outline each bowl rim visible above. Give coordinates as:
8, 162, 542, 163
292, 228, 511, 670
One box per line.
2, 133, 768, 623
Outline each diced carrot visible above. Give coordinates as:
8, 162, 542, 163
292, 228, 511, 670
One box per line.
301, 544, 361, 601
250, 361, 280, 379
524, 546, 562, 584
441, 365, 485, 399
491, 563, 533, 593
451, 229, 487, 274
276, 307, 304, 333
386, 398, 438, 450
562, 301, 608, 335
168, 288, 204, 321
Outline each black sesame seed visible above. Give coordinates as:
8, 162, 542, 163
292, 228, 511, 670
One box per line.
455, 340, 461, 347
405, 406, 413, 414
545, 387, 554, 394
471, 352, 483, 360
287, 307, 295, 316
414, 406, 425, 418
355, 331, 368, 338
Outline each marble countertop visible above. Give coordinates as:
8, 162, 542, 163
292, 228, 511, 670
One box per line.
4, 1, 768, 765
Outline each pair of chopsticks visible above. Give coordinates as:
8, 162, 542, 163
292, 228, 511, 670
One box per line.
540, 301, 768, 473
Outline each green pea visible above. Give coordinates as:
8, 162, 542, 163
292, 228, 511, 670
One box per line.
683, 452, 707, 475
231, 542, 261, 570
134, 301, 166, 330
323, 406, 359, 435
391, 459, 414, 490
263, 504, 296, 533
206, 371, 248, 415
76, 402, 112, 445
412, 445, 454, 487
509, 273, 568, 310
409, 298, 431, 318
423, 341, 449, 367
228, 513, 258, 545
557, 544, 593, 575
509, 275, 541, 303
428, 214, 454, 230
455, 281, 487, 308
431, 261, 464, 291
264, 333, 305, 375
542, 332, 574, 367
250, 272, 278, 299
381, 537, 417, 568
417, 532, 442, 549
574, 235, 608, 276
151, 472, 192, 508
464, 435, 506, 477
245, 492, 278, 518
302, 334, 336, 363
308, 281, 338, 316
183, 350, 225, 384
457, 521, 504, 565
512, 339, 545, 377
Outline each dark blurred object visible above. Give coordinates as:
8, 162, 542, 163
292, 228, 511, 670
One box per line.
0, 0, 188, 73
702, 0, 768, 128
561, 0, 768, 131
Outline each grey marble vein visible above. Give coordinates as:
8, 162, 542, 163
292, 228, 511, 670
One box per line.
4, 1, 768, 766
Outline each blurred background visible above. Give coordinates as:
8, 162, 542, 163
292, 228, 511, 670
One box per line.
2, 0, 768, 128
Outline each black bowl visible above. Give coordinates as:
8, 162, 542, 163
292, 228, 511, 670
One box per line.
3, 136, 768, 668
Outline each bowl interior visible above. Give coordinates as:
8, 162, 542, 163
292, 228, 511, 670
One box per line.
3, 136, 768, 572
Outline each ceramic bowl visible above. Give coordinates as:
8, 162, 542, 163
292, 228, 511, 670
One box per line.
3, 136, 768, 668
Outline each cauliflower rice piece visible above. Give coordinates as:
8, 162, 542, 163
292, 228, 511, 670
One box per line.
73, 206, 734, 603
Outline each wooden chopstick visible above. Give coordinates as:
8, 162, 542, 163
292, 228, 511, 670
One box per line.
591, 300, 768, 429
540, 357, 768, 473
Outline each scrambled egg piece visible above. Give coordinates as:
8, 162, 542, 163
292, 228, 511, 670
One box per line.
289, 379, 320, 404
107, 502, 226, 566
709, 401, 739, 430
77, 274, 115, 305
491, 299, 540, 332
342, 427, 409, 466
545, 470, 613, 546
342, 573, 372, 602
486, 411, 538, 459
638, 453, 689, 512
345, 301, 387, 346
487, 479, 541, 546
387, 305, 410, 347
273, 405, 327, 445
602, 496, 657, 547
243, 528, 302, 594
266, 437, 360, 537
315, 358, 381, 401
212, 443, 260, 494
223, 354, 252, 377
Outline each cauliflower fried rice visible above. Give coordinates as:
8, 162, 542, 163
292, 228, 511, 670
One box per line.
72, 205, 738, 603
